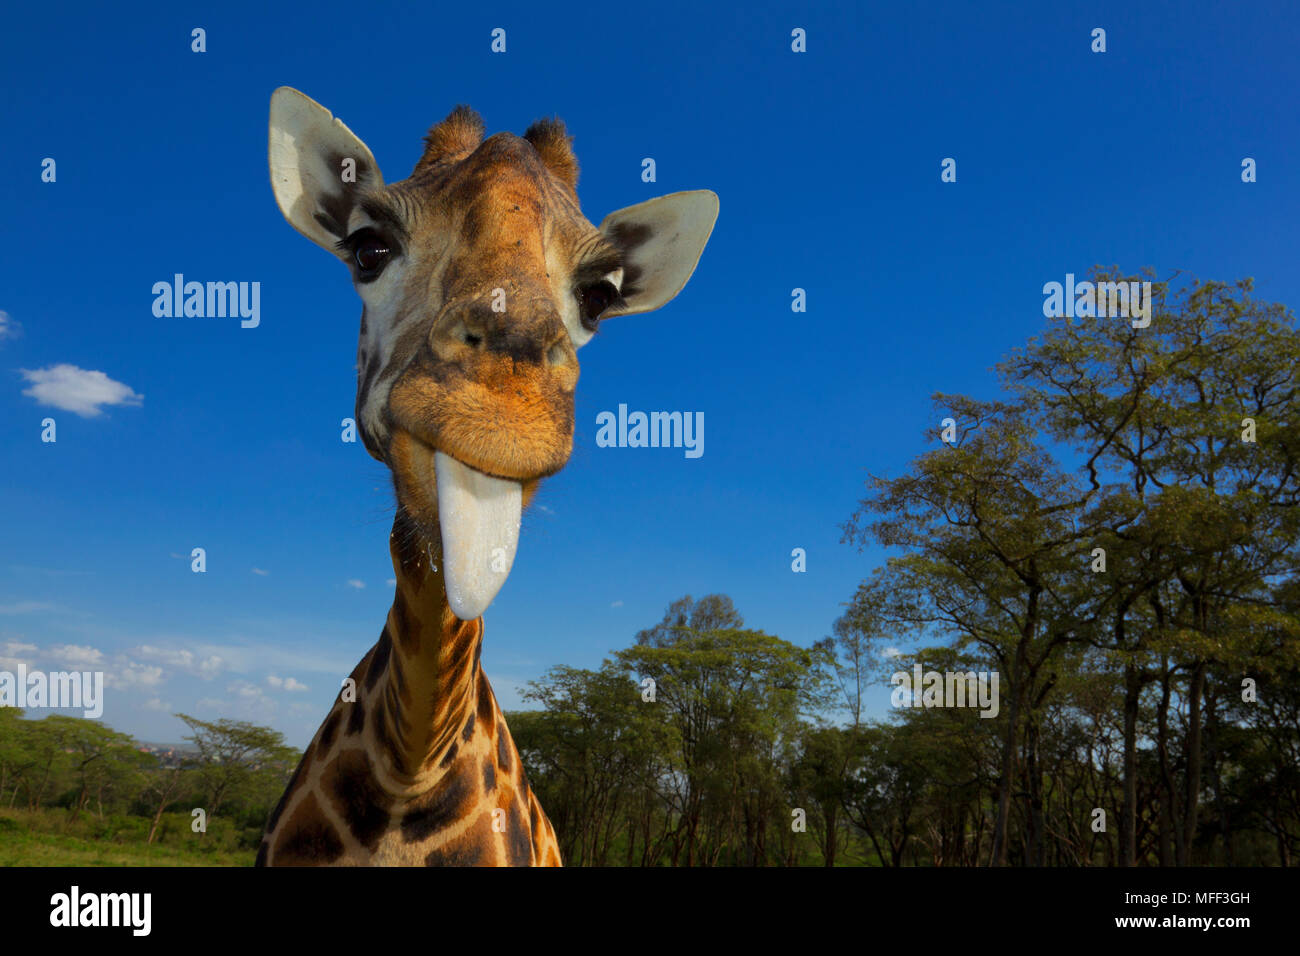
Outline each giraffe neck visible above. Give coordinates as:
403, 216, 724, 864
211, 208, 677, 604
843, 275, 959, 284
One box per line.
257, 508, 562, 865
374, 508, 483, 785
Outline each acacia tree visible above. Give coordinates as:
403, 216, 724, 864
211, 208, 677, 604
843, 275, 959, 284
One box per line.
789, 724, 851, 866
817, 582, 896, 729
1000, 269, 1300, 863
0, 708, 36, 807
843, 396, 1103, 865
61, 719, 140, 820
141, 757, 195, 845
177, 714, 296, 824
615, 595, 830, 866
18, 716, 81, 811
514, 662, 672, 866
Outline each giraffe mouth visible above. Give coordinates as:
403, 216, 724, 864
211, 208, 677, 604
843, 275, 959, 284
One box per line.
434, 451, 522, 621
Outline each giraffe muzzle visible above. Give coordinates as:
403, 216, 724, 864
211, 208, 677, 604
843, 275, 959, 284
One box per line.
433, 451, 522, 620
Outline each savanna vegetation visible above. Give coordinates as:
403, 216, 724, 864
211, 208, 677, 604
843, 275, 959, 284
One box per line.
0, 710, 294, 866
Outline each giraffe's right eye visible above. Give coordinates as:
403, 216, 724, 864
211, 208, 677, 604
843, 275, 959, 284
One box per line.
343, 229, 393, 280
356, 239, 389, 271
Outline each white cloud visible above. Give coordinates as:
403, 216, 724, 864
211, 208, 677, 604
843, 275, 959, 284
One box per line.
251, 568, 269, 576
346, 579, 365, 590
20, 364, 143, 417
386, 578, 397, 588
229, 680, 265, 699
266, 675, 308, 692
46, 643, 104, 666
610, 600, 624, 608
105, 662, 164, 690
0, 311, 19, 342
133, 645, 225, 679
883, 647, 902, 659
223, 681, 278, 720
0, 640, 37, 671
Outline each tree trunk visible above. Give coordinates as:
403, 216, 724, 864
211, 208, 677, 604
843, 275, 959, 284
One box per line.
147, 799, 167, 845
1120, 663, 1141, 866
823, 802, 837, 867
1156, 664, 1175, 866
31, 759, 53, 811
1025, 719, 1045, 865
70, 784, 88, 821
1206, 683, 1232, 865
1178, 659, 1207, 866
990, 673, 1023, 866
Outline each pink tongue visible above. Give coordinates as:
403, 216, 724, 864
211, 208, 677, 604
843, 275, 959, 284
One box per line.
434, 452, 522, 620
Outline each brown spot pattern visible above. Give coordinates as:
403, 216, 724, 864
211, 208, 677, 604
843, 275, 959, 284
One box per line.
273, 792, 345, 866
320, 749, 392, 850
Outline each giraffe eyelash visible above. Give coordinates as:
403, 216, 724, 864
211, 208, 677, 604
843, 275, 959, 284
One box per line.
335, 228, 378, 253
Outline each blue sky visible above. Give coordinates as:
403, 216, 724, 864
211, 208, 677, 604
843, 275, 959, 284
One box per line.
2, 1, 1296, 748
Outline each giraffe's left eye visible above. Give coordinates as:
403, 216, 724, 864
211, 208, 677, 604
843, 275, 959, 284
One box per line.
576, 281, 620, 331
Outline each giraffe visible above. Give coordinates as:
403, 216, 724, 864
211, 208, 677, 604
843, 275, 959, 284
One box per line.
256, 88, 717, 865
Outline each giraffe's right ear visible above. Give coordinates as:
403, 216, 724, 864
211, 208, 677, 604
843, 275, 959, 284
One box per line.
269, 87, 384, 257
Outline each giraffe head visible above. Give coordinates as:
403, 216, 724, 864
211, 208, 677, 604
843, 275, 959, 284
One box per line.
268, 88, 717, 620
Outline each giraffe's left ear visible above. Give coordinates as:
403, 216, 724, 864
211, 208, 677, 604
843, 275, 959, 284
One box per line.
598, 190, 719, 317
268, 87, 384, 257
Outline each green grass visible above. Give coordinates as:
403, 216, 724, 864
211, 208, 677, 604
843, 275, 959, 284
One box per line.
0, 810, 255, 867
